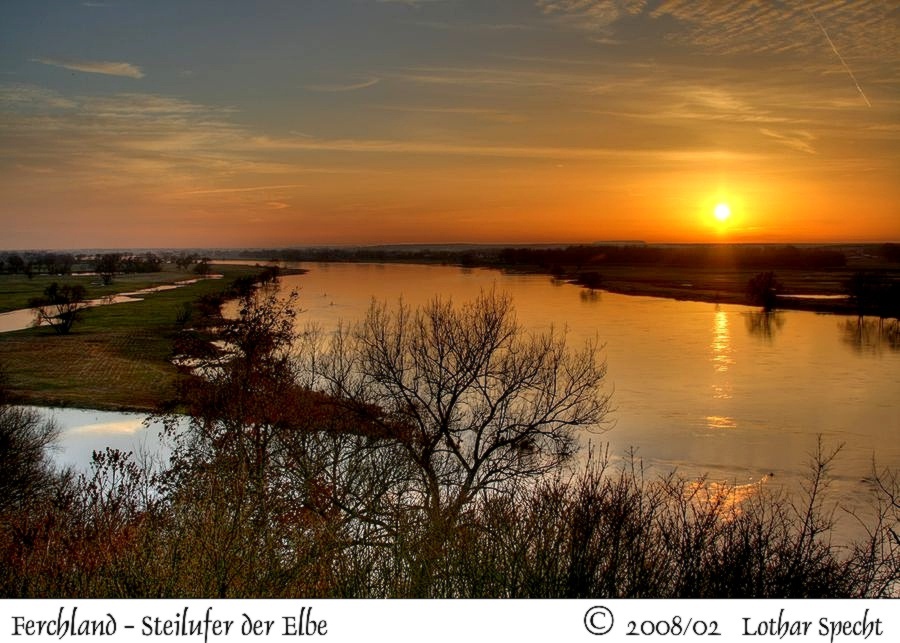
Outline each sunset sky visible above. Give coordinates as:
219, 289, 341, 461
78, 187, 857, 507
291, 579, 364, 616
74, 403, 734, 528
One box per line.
2, 0, 898, 249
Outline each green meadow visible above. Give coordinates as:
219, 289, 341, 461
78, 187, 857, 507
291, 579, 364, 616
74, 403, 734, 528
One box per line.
0, 264, 263, 410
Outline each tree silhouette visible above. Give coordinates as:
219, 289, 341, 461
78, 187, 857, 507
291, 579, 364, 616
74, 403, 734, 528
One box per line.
317, 290, 611, 592
29, 283, 88, 334
94, 253, 121, 285
746, 271, 783, 312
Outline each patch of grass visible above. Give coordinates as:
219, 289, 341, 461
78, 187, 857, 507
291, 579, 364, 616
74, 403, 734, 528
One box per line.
0, 332, 175, 410
0, 265, 265, 411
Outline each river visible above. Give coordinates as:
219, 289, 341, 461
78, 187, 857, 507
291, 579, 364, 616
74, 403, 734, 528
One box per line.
46, 261, 899, 536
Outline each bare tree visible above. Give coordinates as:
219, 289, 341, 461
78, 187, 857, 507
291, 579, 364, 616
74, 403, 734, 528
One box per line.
29, 282, 88, 334
94, 253, 121, 286
0, 371, 61, 513
315, 290, 611, 591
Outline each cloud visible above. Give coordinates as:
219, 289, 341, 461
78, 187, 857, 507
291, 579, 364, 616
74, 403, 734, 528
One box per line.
759, 128, 817, 155
178, 184, 306, 196
86, 93, 228, 116
0, 86, 380, 203
304, 78, 381, 92
391, 65, 614, 93
32, 57, 144, 78
411, 20, 533, 32
244, 134, 763, 166
0, 87, 252, 190
377, 0, 446, 6
375, 104, 526, 123
535, 0, 898, 67
0, 84, 78, 109
649, 0, 898, 60
537, 0, 646, 31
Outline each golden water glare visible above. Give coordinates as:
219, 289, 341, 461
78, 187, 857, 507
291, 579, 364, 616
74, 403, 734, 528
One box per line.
686, 476, 772, 519
710, 308, 735, 406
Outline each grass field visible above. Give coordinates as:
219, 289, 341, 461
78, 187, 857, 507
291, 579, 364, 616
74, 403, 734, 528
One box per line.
0, 264, 265, 411
0, 267, 205, 314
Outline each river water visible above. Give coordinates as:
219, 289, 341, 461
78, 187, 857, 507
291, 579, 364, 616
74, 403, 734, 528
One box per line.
45, 262, 899, 535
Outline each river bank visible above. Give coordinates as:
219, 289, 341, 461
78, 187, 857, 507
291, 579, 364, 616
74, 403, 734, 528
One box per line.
547, 265, 859, 314
0, 264, 297, 411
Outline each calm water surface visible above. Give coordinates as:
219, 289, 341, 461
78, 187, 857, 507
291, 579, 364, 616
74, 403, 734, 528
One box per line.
50, 262, 899, 533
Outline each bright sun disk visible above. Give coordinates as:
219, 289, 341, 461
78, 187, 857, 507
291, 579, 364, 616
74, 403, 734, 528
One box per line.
714, 203, 731, 222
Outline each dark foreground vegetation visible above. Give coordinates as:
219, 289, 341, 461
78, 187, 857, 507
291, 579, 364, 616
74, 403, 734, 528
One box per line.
1, 282, 898, 598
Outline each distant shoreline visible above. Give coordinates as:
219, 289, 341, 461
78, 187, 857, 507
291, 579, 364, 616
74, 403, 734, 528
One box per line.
228, 242, 899, 316
238, 256, 886, 316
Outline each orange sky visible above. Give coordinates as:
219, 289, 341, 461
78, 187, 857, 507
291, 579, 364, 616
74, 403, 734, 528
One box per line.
1, 1, 898, 249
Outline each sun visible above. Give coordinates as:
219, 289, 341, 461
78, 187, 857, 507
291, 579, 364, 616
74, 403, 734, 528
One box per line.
714, 203, 732, 222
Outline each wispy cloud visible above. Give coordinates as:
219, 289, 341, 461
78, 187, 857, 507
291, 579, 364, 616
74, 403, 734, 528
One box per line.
411, 20, 533, 32
0, 86, 257, 190
244, 134, 763, 166
759, 128, 817, 155
0, 84, 78, 109
178, 184, 306, 196
537, 0, 646, 31
375, 104, 526, 123
0, 85, 381, 198
32, 57, 144, 78
377, 0, 446, 6
391, 65, 616, 93
650, 0, 898, 61
535, 0, 898, 68
304, 78, 381, 92
85, 93, 230, 116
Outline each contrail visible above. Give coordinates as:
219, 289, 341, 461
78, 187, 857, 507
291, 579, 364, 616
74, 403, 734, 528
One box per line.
807, 7, 871, 107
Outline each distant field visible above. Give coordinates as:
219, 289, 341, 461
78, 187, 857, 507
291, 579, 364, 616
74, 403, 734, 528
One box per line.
0, 264, 263, 411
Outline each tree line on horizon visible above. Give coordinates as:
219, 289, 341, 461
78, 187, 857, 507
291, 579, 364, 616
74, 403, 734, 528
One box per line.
0, 251, 212, 279
236, 242, 900, 271
496, 244, 851, 270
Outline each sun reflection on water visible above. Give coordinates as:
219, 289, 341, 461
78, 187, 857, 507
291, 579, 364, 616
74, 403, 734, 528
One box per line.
687, 475, 773, 519
710, 308, 734, 403
706, 415, 737, 430
711, 308, 734, 373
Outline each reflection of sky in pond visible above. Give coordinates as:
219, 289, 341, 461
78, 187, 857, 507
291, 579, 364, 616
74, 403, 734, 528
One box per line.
66, 418, 145, 435
37, 408, 172, 471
